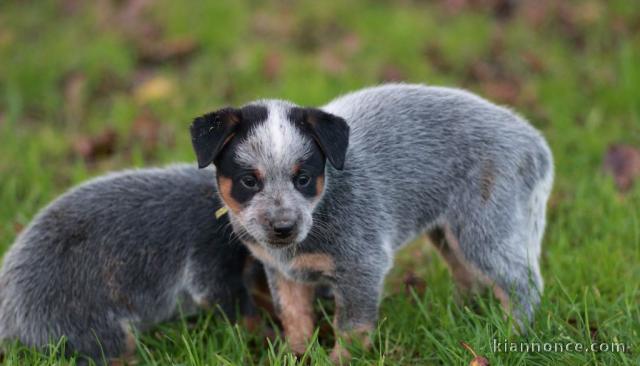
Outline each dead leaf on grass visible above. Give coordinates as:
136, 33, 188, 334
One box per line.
460, 341, 490, 366
403, 271, 427, 296
380, 64, 406, 82
137, 37, 199, 65
480, 80, 521, 105
603, 144, 640, 193
13, 222, 24, 235
133, 75, 175, 104
73, 128, 118, 161
131, 111, 161, 154
262, 52, 282, 81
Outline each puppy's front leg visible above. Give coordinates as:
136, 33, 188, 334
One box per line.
330, 266, 386, 364
264, 266, 316, 355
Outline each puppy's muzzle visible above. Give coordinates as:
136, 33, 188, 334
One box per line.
264, 210, 299, 245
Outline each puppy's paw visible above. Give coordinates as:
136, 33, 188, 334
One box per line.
329, 343, 351, 365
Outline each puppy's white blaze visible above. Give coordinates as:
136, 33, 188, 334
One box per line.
267, 106, 286, 158
236, 101, 312, 171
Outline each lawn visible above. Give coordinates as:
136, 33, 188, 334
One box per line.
0, 0, 639, 365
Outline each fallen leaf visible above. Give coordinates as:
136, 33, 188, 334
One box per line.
73, 128, 118, 161
491, 0, 516, 20
424, 43, 453, 73
380, 64, 405, 82
251, 9, 295, 41
59, 0, 84, 15
480, 80, 521, 105
0, 28, 14, 48
521, 51, 546, 74
131, 111, 161, 154
403, 271, 427, 296
262, 52, 282, 81
13, 222, 24, 235
134, 75, 175, 104
461, 341, 490, 366
340, 33, 361, 56
603, 144, 640, 192
319, 49, 346, 75
137, 37, 199, 65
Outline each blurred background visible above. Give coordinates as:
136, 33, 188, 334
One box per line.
0, 0, 639, 364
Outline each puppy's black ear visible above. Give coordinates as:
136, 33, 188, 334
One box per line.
190, 108, 241, 168
302, 108, 350, 170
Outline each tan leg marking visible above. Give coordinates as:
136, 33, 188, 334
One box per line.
217, 176, 242, 215
429, 225, 514, 316
109, 320, 138, 366
428, 227, 480, 294
330, 323, 374, 365
276, 274, 315, 355
289, 253, 335, 275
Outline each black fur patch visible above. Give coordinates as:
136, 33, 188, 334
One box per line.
294, 142, 325, 199
215, 105, 269, 205
287, 107, 350, 170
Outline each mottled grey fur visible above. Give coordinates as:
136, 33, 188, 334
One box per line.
0, 165, 253, 362
192, 83, 553, 355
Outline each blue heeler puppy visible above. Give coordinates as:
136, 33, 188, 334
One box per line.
0, 165, 255, 363
190, 83, 554, 363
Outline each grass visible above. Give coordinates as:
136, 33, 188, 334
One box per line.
1, 0, 639, 364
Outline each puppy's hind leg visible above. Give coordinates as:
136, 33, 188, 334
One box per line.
444, 211, 544, 327
427, 227, 484, 297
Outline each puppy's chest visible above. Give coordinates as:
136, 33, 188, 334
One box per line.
246, 243, 336, 282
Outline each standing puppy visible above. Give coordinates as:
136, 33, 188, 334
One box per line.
190, 83, 554, 362
0, 165, 254, 363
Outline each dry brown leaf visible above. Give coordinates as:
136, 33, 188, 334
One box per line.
319, 49, 347, 75
380, 64, 405, 82
262, 52, 282, 81
131, 112, 161, 154
461, 341, 490, 366
403, 271, 427, 296
73, 128, 118, 161
137, 37, 199, 65
480, 80, 521, 105
13, 222, 24, 235
603, 144, 640, 192
424, 43, 453, 73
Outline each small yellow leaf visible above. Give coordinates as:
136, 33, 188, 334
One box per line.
134, 76, 175, 104
215, 206, 229, 219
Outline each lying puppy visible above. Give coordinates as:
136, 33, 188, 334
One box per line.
190, 83, 554, 362
0, 165, 254, 363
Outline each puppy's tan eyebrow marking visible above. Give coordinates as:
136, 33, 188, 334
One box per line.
292, 163, 301, 174
217, 176, 242, 214
315, 175, 324, 197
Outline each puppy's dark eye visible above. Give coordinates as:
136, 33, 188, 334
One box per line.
240, 175, 259, 190
295, 174, 311, 188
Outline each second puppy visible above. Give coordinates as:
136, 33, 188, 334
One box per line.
0, 164, 255, 363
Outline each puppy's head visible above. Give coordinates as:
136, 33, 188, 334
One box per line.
190, 101, 349, 248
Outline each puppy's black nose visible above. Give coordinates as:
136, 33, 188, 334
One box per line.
272, 220, 295, 238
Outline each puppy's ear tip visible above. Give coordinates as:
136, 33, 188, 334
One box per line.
197, 161, 211, 169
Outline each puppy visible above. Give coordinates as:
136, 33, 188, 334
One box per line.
190, 83, 554, 362
0, 165, 255, 363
